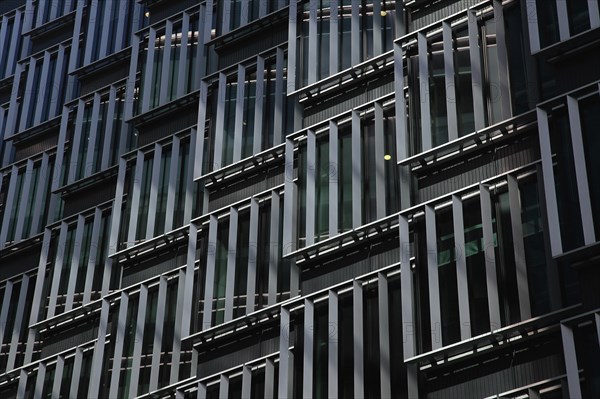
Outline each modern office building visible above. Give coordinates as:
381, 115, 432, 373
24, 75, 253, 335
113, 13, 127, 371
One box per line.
0, 0, 599, 397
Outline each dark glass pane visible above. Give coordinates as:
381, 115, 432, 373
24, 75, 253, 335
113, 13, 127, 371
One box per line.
493, 191, 520, 325
520, 178, 551, 316
314, 301, 328, 399
464, 197, 491, 335
579, 94, 600, 240
568, 0, 590, 35
436, 209, 460, 346
549, 107, 584, 251
536, 0, 559, 48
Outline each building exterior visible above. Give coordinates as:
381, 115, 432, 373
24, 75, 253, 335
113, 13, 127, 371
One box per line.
0, 0, 599, 398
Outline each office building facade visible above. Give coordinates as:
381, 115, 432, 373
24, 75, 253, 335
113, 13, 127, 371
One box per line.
0, 0, 599, 397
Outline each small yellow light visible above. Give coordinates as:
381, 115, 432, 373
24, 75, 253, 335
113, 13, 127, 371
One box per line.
380, 10, 387, 17
384, 154, 392, 161
144, 11, 150, 18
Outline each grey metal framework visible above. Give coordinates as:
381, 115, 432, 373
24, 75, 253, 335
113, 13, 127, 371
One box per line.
0, 0, 599, 398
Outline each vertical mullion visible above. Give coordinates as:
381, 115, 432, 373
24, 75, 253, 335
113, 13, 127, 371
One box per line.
561, 324, 582, 398
493, 0, 512, 120
88, 299, 110, 398
395, 42, 410, 210
202, 215, 218, 329
6, 11, 22, 77
83, 0, 99, 64
373, 0, 382, 55
328, 290, 338, 399
83, 93, 101, 178
219, 375, 229, 399
0, 281, 13, 347
283, 138, 296, 255
308, 0, 318, 84
170, 269, 187, 384
273, 48, 284, 145
253, 56, 265, 154
374, 102, 386, 219
69, 347, 83, 398
329, 121, 339, 237
278, 307, 290, 399
268, 191, 280, 305
399, 214, 415, 358
240, 0, 250, 25
536, 107, 562, 255
507, 175, 531, 320
177, 13, 190, 98
0, 17, 8, 72
233, 64, 246, 162
146, 144, 163, 239
3, 278, 21, 366
49, 0, 59, 21
241, 365, 252, 398
51, 355, 65, 398
213, 73, 227, 170
128, 284, 148, 398
589, 0, 600, 28
567, 96, 596, 245
480, 184, 501, 330
469, 10, 485, 131
64, 215, 85, 312
306, 129, 316, 246
149, 276, 167, 391
67, 101, 86, 184
195, 82, 209, 183
443, 22, 459, 141
351, 0, 360, 65
33, 363, 47, 399
108, 293, 129, 398
13, 160, 34, 242
98, 0, 113, 58
224, 207, 238, 322
0, 166, 18, 247
287, 0, 297, 93
141, 28, 157, 113
4, 63, 22, 141
197, 382, 207, 399
100, 86, 117, 170
353, 280, 364, 398
452, 195, 471, 340
418, 33, 432, 150
36, 0, 48, 27
104, 158, 127, 295
222, 0, 232, 35
164, 136, 180, 232
24, 229, 52, 364
264, 358, 275, 399
83, 208, 101, 304
351, 111, 362, 228
120, 34, 139, 155
425, 205, 442, 349
127, 151, 145, 246
184, 128, 197, 223
246, 198, 259, 313
114, 0, 129, 52
18, 58, 37, 132
65, 2, 83, 100
33, 52, 51, 126
159, 21, 173, 105
47, 45, 66, 119
48, 107, 71, 223
181, 224, 198, 336
47, 222, 68, 319
30, 152, 49, 236
555, 0, 570, 41
303, 299, 314, 398
329, 0, 339, 74
378, 272, 391, 399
